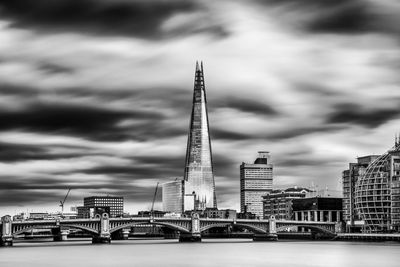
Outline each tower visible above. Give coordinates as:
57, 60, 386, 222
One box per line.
240, 151, 273, 218
184, 61, 217, 210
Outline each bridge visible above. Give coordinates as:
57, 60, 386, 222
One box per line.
1, 213, 340, 246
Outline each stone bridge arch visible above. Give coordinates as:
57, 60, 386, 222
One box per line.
109, 221, 191, 234
200, 222, 267, 234
61, 224, 99, 235
276, 225, 335, 236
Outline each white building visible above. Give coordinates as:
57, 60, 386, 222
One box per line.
240, 151, 273, 218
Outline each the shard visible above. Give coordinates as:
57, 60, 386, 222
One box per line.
184, 61, 217, 210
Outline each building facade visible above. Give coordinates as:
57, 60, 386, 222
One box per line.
292, 197, 343, 222
162, 179, 184, 214
183, 61, 217, 210
355, 138, 400, 232
342, 155, 379, 232
263, 187, 311, 220
80, 196, 124, 218
201, 208, 237, 219
240, 151, 273, 218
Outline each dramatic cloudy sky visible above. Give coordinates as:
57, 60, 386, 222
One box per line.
1, 0, 400, 215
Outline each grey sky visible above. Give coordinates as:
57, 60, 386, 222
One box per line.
0, 0, 400, 215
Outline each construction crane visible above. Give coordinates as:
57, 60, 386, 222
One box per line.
59, 188, 71, 216
150, 182, 159, 217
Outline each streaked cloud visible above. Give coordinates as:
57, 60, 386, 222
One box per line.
0, 0, 399, 215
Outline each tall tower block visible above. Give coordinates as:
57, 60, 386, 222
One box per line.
184, 61, 217, 210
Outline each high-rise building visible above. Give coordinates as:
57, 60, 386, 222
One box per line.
342, 155, 379, 232
262, 187, 311, 220
162, 179, 184, 213
183, 61, 217, 210
355, 137, 400, 233
240, 151, 273, 218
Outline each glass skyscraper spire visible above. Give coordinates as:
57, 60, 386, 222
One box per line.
184, 61, 217, 209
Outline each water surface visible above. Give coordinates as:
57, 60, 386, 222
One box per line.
1, 238, 399, 267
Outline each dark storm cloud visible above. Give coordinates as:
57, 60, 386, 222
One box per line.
276, 157, 342, 168
0, 0, 228, 39
0, 102, 164, 141
84, 153, 236, 177
82, 165, 180, 178
266, 125, 345, 140
326, 104, 400, 128
0, 83, 40, 97
37, 62, 75, 75
211, 129, 252, 140
0, 181, 156, 206
0, 142, 46, 162
212, 125, 344, 142
0, 190, 62, 206
211, 97, 278, 116
257, 0, 399, 36
0, 142, 88, 162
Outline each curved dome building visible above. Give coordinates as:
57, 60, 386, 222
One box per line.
355, 139, 400, 233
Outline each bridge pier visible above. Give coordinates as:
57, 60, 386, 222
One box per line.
253, 215, 278, 241
163, 227, 179, 239
52, 228, 69, 241
1, 215, 13, 247
93, 213, 111, 244
179, 233, 201, 242
92, 236, 111, 244
253, 233, 278, 241
111, 229, 130, 240
179, 213, 202, 242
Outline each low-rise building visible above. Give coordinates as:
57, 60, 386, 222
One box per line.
292, 197, 343, 222
201, 208, 237, 219
262, 187, 311, 220
77, 196, 124, 218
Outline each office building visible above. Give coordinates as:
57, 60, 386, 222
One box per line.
355, 137, 400, 232
162, 179, 184, 213
292, 197, 343, 222
183, 61, 217, 210
240, 151, 273, 218
342, 155, 379, 232
78, 196, 124, 218
263, 187, 311, 220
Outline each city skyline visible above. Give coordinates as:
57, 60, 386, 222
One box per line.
1, 0, 400, 215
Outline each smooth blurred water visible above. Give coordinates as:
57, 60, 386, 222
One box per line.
1, 238, 399, 267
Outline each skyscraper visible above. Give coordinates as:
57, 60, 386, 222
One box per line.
240, 151, 273, 218
183, 61, 217, 210
162, 179, 184, 213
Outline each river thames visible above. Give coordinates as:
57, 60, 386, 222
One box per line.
0, 239, 400, 267
1, 239, 399, 267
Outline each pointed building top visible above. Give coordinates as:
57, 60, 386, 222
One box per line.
196, 61, 200, 72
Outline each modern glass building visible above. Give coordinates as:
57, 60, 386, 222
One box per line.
355, 138, 400, 232
342, 155, 379, 232
240, 151, 273, 218
162, 179, 184, 213
183, 61, 217, 210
